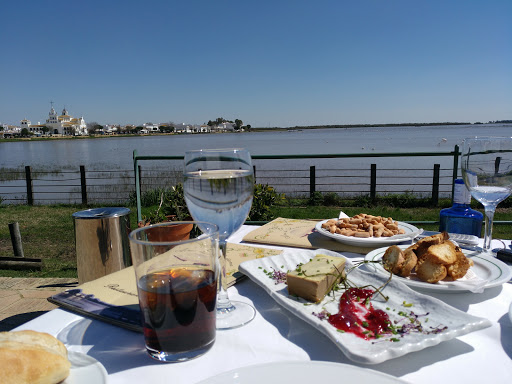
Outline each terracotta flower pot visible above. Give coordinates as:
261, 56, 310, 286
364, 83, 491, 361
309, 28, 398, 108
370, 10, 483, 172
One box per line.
145, 222, 194, 242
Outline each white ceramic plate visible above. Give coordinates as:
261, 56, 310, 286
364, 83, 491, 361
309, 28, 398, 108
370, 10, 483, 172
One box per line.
64, 351, 108, 384
239, 249, 491, 364
315, 219, 420, 247
364, 245, 512, 292
196, 361, 407, 384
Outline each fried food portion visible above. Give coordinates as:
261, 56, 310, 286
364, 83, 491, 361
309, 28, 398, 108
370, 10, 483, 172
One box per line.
382, 245, 405, 275
416, 258, 448, 283
424, 242, 458, 265
382, 245, 417, 277
446, 246, 472, 279
381, 232, 473, 284
400, 249, 418, 277
411, 231, 450, 259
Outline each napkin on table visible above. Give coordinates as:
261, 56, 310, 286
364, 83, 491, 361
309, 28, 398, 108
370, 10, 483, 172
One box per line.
435, 268, 488, 293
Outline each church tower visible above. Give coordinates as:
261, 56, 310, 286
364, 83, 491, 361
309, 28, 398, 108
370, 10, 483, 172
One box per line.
46, 102, 59, 125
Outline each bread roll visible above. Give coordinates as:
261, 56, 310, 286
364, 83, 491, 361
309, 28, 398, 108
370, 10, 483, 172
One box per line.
0, 330, 70, 384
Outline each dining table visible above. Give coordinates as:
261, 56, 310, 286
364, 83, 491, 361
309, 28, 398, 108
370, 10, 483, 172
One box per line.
14, 225, 512, 384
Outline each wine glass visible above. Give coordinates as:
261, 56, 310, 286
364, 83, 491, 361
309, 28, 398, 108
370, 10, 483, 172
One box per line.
183, 148, 256, 329
461, 137, 512, 253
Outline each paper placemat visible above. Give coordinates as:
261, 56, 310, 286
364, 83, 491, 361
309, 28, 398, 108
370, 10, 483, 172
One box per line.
48, 243, 282, 331
242, 217, 379, 254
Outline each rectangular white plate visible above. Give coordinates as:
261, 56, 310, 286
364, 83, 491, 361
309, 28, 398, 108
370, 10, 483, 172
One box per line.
239, 249, 491, 364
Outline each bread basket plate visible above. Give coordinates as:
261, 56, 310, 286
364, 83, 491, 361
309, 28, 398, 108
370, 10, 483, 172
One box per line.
364, 245, 512, 292
196, 361, 407, 384
315, 220, 420, 247
239, 249, 491, 364
65, 351, 108, 384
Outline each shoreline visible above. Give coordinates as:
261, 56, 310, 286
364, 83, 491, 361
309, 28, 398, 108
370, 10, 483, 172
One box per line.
2, 121, 509, 142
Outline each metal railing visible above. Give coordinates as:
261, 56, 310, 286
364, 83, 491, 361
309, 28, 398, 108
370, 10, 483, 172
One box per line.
0, 146, 463, 210
132, 147, 461, 222
0, 150, 462, 205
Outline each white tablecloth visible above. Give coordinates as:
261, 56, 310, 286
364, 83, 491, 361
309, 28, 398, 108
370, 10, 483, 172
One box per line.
15, 226, 512, 384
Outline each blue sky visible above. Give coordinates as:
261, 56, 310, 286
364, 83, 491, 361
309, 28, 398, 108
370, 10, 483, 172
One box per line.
1, 1, 510, 127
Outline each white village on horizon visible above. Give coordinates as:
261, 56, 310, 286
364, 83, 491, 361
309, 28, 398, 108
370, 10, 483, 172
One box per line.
1, 103, 240, 137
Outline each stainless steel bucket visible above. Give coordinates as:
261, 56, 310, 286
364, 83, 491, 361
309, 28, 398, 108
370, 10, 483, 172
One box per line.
72, 207, 132, 284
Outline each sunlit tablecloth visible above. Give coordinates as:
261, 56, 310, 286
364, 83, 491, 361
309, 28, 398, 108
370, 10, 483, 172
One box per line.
15, 226, 512, 384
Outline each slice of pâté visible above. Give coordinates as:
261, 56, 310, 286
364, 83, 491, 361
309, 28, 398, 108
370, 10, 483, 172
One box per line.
287, 254, 346, 302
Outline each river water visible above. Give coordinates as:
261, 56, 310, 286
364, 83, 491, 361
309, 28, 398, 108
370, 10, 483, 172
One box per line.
1, 124, 510, 203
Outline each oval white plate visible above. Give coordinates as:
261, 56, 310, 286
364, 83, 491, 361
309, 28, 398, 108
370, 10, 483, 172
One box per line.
315, 219, 420, 247
64, 351, 108, 384
197, 361, 407, 384
364, 245, 512, 292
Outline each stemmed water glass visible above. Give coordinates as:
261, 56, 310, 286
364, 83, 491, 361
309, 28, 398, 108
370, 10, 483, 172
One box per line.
461, 137, 512, 253
183, 148, 256, 329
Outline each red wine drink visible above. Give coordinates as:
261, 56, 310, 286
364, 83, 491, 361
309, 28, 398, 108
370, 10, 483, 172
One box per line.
137, 268, 217, 360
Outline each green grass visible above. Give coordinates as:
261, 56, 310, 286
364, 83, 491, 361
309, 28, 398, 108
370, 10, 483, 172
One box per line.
0, 204, 510, 278
0, 205, 141, 278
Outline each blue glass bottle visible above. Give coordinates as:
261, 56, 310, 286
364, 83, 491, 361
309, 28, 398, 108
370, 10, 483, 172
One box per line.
439, 179, 483, 236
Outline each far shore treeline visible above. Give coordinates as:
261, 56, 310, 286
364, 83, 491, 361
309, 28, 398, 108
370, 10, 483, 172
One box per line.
251, 120, 512, 132
1, 120, 511, 142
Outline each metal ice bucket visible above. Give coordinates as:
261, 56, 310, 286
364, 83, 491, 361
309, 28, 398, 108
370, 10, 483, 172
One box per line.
72, 207, 132, 284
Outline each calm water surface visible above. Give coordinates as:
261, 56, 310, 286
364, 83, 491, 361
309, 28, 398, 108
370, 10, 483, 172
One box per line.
1, 124, 511, 170
1, 124, 511, 203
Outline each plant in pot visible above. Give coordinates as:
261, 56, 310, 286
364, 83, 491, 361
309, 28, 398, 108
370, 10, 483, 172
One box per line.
138, 183, 194, 241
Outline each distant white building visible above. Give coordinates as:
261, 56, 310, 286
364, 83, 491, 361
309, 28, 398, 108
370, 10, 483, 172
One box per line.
1, 124, 21, 138
213, 122, 235, 132
44, 104, 88, 135
175, 123, 192, 133
143, 122, 160, 132
104, 125, 118, 134
174, 124, 211, 133
21, 119, 44, 135
198, 124, 211, 133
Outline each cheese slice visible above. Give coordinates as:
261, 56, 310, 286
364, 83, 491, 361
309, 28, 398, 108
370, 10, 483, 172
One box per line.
287, 254, 346, 302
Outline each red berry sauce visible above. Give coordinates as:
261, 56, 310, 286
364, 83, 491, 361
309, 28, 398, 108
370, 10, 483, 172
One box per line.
327, 288, 392, 340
